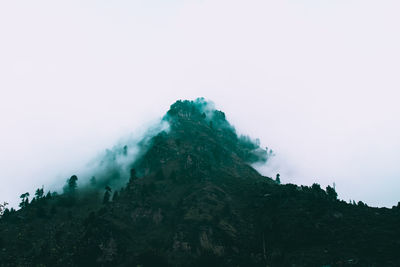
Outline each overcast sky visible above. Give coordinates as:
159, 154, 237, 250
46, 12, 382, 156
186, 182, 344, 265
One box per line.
1, 0, 399, 208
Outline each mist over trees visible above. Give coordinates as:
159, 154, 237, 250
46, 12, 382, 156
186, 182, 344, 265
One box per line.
103, 186, 112, 204
1, 99, 399, 266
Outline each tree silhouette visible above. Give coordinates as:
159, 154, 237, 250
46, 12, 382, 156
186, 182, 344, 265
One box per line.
0, 202, 8, 217
311, 183, 321, 191
35, 187, 44, 200
19, 192, 30, 208
275, 173, 281, 184
358, 201, 366, 207
65, 175, 78, 193
326, 185, 338, 201
103, 186, 112, 204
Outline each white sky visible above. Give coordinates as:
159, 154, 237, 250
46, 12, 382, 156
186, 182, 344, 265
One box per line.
1, 0, 399, 208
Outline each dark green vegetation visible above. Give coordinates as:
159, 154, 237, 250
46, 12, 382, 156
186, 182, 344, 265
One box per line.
1, 98, 400, 267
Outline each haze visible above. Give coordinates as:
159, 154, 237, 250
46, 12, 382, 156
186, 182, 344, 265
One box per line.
1, 0, 399, 208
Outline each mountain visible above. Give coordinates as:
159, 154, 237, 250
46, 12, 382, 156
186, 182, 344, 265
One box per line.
0, 98, 399, 267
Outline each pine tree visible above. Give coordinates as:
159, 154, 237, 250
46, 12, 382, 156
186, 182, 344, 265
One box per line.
68, 175, 78, 191
64, 175, 78, 194
275, 173, 281, 184
103, 186, 112, 204
326, 185, 338, 201
0, 202, 8, 217
35, 187, 44, 200
19, 192, 30, 209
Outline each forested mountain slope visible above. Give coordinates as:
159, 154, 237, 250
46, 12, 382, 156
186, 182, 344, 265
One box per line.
1, 99, 399, 267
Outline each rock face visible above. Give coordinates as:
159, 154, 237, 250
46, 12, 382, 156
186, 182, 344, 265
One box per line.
1, 98, 400, 267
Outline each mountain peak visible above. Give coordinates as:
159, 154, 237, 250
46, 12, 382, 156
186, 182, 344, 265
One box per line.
1, 98, 400, 266
133, 98, 268, 180
165, 98, 227, 126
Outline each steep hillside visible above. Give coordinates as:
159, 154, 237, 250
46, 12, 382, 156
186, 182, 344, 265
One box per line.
0, 99, 399, 267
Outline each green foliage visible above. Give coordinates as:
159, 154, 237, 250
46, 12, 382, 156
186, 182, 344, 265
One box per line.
311, 183, 321, 191
326, 185, 338, 201
0, 202, 8, 217
1, 99, 399, 266
275, 173, 281, 184
164, 98, 268, 165
19, 192, 30, 209
156, 168, 165, 180
36, 206, 47, 218
358, 201, 367, 207
63, 175, 78, 194
103, 186, 112, 204
68, 175, 78, 191
112, 191, 119, 201
35, 187, 44, 200
129, 168, 137, 182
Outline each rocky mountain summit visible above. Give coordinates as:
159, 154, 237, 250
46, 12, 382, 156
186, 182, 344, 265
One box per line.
0, 99, 399, 266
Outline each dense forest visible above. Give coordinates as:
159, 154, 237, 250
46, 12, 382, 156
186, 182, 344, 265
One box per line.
1, 99, 399, 267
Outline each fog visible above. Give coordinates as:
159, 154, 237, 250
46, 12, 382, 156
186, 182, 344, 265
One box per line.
1, 0, 399, 208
